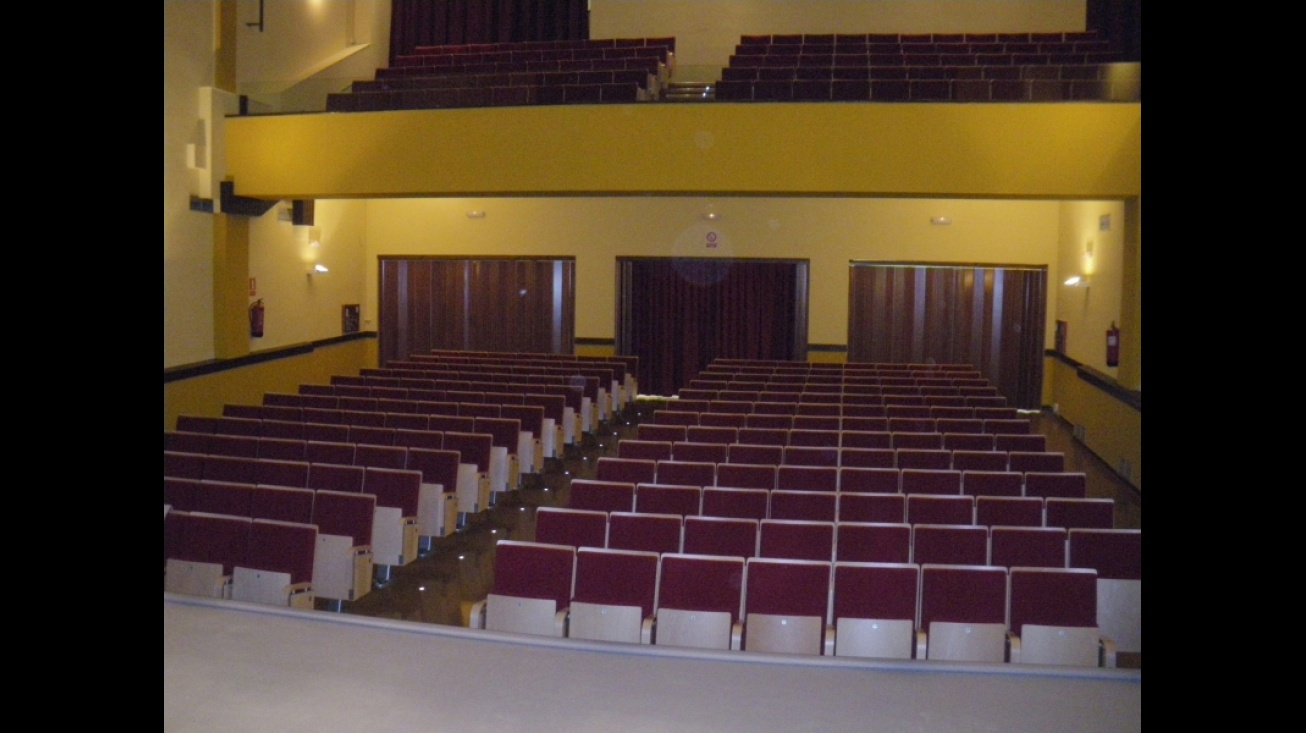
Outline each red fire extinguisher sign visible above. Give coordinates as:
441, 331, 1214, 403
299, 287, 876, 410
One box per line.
1106, 322, 1120, 367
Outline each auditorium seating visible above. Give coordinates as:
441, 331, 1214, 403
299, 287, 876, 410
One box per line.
634, 483, 701, 517
741, 558, 833, 655
164, 510, 250, 599
567, 479, 636, 513
568, 547, 660, 644
701, 487, 769, 520
1068, 529, 1141, 654
169, 353, 1138, 671
717, 34, 1135, 104
1045, 497, 1115, 529
362, 467, 423, 568
920, 564, 1010, 662
758, 519, 835, 561
309, 490, 376, 603
653, 554, 745, 650
404, 447, 463, 541
329, 37, 677, 112
975, 496, 1044, 527
835, 522, 911, 563
832, 561, 923, 659
655, 459, 717, 487
607, 511, 682, 554
470, 540, 575, 637
768, 490, 838, 522
535, 507, 608, 549
231, 518, 318, 608
989, 526, 1067, 568
1008, 567, 1115, 667
681, 516, 759, 558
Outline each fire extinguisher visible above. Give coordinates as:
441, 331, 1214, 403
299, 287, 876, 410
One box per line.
1106, 321, 1120, 367
249, 299, 265, 338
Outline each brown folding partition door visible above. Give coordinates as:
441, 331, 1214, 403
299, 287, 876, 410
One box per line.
379, 256, 575, 365
847, 262, 1046, 409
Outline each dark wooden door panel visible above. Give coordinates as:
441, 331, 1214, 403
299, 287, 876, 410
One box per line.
849, 263, 1046, 409
380, 257, 574, 365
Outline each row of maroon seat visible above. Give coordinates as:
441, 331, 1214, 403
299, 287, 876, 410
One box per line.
374, 56, 662, 80
261, 393, 542, 444
328, 38, 676, 112
657, 399, 1010, 417
721, 63, 1113, 82
680, 382, 999, 397
394, 45, 671, 69
165, 482, 380, 605
165, 424, 491, 473
356, 69, 655, 94
475, 539, 1128, 663
736, 31, 1106, 45
718, 29, 1127, 103
165, 510, 319, 608
329, 375, 581, 419
688, 374, 988, 388
618, 442, 1061, 474
715, 76, 1119, 103
407, 351, 636, 392
647, 411, 1027, 433
571, 480, 1099, 526
327, 81, 648, 112
375, 362, 604, 403
707, 358, 975, 370
410, 38, 677, 55
727, 51, 1119, 67
734, 40, 1113, 55
400, 37, 675, 63
595, 454, 1075, 491
640, 426, 1034, 447
424, 348, 638, 376
537, 506, 1110, 566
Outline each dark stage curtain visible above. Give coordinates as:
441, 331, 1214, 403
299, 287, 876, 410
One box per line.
390, 1, 589, 64
617, 258, 809, 397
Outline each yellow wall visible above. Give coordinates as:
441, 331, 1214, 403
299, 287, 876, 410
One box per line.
1046, 356, 1141, 491
224, 104, 1140, 200
360, 197, 1063, 346
246, 199, 370, 352
1056, 200, 1128, 377
164, 338, 377, 431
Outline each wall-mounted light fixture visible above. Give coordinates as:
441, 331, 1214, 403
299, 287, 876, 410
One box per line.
703, 212, 721, 221
1063, 275, 1089, 287
930, 216, 952, 225
466, 210, 486, 219
308, 263, 330, 277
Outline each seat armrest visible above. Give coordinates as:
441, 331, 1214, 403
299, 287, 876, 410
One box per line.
554, 607, 570, 638
287, 582, 315, 610
469, 599, 487, 629
1100, 637, 1117, 668
1007, 632, 1021, 664
641, 617, 655, 645
823, 627, 836, 656
730, 621, 743, 651
915, 629, 927, 660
